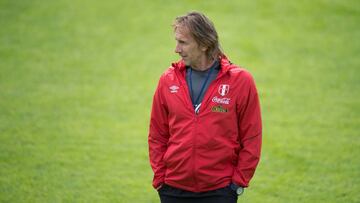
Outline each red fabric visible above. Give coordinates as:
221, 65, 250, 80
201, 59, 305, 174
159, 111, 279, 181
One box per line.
149, 55, 262, 192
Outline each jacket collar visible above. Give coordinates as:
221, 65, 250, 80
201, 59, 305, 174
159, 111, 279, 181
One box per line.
171, 54, 233, 75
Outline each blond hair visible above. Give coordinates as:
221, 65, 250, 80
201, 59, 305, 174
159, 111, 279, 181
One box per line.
173, 11, 223, 59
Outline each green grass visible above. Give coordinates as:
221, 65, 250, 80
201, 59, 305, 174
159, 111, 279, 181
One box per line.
0, 0, 359, 202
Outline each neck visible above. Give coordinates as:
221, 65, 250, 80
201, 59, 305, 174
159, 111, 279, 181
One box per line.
191, 57, 215, 71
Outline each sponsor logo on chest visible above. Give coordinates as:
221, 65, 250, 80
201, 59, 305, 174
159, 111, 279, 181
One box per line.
211, 105, 228, 113
212, 84, 231, 105
212, 96, 230, 105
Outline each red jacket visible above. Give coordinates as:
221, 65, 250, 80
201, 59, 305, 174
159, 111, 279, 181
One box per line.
148, 55, 262, 192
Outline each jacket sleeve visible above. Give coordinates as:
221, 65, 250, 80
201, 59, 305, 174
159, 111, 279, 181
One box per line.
148, 76, 170, 189
232, 72, 262, 187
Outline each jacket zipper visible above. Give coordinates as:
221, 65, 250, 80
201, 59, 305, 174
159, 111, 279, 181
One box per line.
177, 68, 228, 117
176, 67, 228, 191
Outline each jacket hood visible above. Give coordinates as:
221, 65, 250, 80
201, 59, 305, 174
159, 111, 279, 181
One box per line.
171, 54, 234, 75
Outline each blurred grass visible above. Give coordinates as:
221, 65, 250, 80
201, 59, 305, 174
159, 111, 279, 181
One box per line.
0, 0, 359, 202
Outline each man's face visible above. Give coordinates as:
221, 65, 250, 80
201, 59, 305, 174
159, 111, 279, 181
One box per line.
174, 26, 206, 67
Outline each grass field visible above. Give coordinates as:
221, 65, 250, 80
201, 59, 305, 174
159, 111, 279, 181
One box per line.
0, 0, 359, 202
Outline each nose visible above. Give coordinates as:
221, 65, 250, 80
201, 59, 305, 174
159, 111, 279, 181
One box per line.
175, 43, 181, 54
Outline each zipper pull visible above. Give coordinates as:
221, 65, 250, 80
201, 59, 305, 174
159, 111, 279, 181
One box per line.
194, 103, 201, 114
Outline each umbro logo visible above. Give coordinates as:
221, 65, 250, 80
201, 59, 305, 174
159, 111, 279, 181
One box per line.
169, 85, 179, 93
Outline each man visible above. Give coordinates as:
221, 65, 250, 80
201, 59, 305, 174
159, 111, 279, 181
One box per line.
148, 11, 262, 203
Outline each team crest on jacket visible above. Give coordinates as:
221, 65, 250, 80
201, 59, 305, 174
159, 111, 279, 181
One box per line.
218, 84, 230, 96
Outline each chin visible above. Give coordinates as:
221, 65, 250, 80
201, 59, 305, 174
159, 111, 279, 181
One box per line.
183, 59, 190, 66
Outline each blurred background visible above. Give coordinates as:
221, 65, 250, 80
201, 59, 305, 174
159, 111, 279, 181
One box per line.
0, 0, 359, 202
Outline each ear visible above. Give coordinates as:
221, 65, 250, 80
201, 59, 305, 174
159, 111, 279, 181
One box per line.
200, 45, 207, 52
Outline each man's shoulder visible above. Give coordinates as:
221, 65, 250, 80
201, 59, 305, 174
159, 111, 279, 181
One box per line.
159, 60, 184, 80
159, 66, 176, 81
163, 65, 176, 75
220, 55, 254, 80
226, 64, 254, 81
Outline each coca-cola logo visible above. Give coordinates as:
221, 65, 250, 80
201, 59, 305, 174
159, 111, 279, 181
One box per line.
212, 96, 230, 105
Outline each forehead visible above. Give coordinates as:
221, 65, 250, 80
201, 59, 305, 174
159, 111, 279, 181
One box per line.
174, 25, 193, 41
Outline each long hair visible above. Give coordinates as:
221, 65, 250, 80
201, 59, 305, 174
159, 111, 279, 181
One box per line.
173, 11, 223, 59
